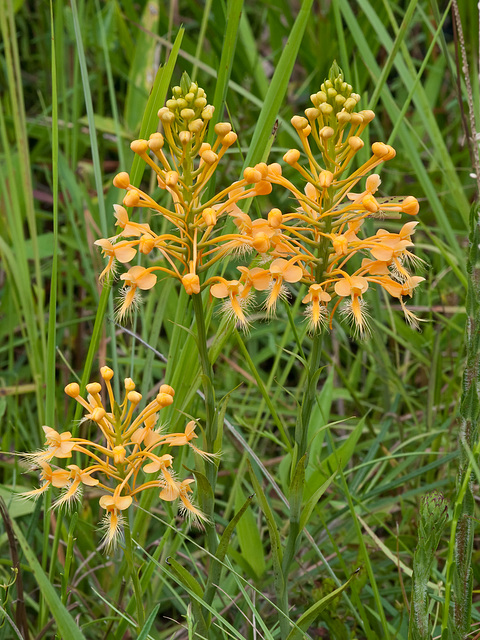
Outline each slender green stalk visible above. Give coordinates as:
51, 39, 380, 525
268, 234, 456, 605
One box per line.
442, 204, 480, 638
191, 292, 219, 562
123, 513, 145, 630
192, 292, 216, 455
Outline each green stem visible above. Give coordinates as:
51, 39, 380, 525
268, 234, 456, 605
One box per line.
191, 292, 216, 454
295, 330, 324, 459
123, 513, 145, 630
191, 292, 218, 559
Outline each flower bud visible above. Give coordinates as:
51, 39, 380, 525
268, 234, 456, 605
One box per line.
202, 208, 217, 226
344, 97, 357, 111
139, 235, 155, 254
90, 407, 106, 422
65, 383, 80, 398
201, 150, 218, 165
201, 105, 215, 120
318, 170, 333, 188
113, 172, 130, 189
254, 163, 269, 179
182, 273, 201, 295
130, 139, 148, 154
335, 94, 346, 107
402, 196, 419, 216
348, 136, 364, 151
160, 384, 175, 397
148, 133, 164, 151
319, 103, 333, 116
214, 122, 232, 137
360, 110, 375, 123
372, 142, 389, 157
291, 115, 309, 130
86, 382, 102, 395
362, 194, 379, 213
158, 108, 175, 124
384, 145, 396, 160
252, 232, 270, 253
316, 90, 327, 103
113, 446, 126, 464
337, 111, 351, 124
194, 97, 207, 109
156, 392, 174, 407
350, 113, 364, 126
100, 366, 114, 381
244, 167, 263, 183
268, 208, 283, 228
123, 190, 140, 207
268, 163, 282, 178
188, 118, 204, 133
176, 98, 187, 110
178, 131, 191, 146
124, 378, 135, 392
319, 126, 334, 139
254, 181, 272, 195
283, 149, 301, 165
180, 108, 195, 121
222, 131, 237, 147
165, 171, 179, 187
304, 107, 320, 120
127, 391, 142, 405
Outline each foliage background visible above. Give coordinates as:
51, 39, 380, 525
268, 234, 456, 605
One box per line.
0, 0, 478, 638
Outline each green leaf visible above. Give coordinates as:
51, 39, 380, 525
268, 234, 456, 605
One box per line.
11, 519, 87, 640
286, 570, 358, 640
304, 416, 366, 502
234, 485, 265, 579
165, 556, 208, 635
248, 463, 284, 595
204, 493, 254, 605
137, 604, 160, 640
130, 28, 185, 188
242, 0, 315, 170
166, 556, 204, 599
0, 487, 35, 519
299, 471, 337, 531
289, 455, 306, 527
124, 1, 160, 133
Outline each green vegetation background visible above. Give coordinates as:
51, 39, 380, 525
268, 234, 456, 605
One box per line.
0, 0, 478, 638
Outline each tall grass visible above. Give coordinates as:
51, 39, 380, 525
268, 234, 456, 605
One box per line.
0, 0, 478, 638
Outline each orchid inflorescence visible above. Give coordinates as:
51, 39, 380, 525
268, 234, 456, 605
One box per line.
97, 63, 423, 336
24, 367, 213, 549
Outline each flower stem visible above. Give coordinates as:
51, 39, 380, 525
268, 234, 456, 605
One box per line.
123, 513, 145, 630
191, 291, 218, 556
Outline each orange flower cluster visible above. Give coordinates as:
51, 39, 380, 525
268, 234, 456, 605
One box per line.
95, 73, 271, 318
205, 66, 423, 335
24, 368, 213, 549
98, 64, 423, 335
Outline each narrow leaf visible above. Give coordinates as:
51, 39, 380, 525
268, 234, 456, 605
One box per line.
286, 571, 358, 640
11, 520, 87, 640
